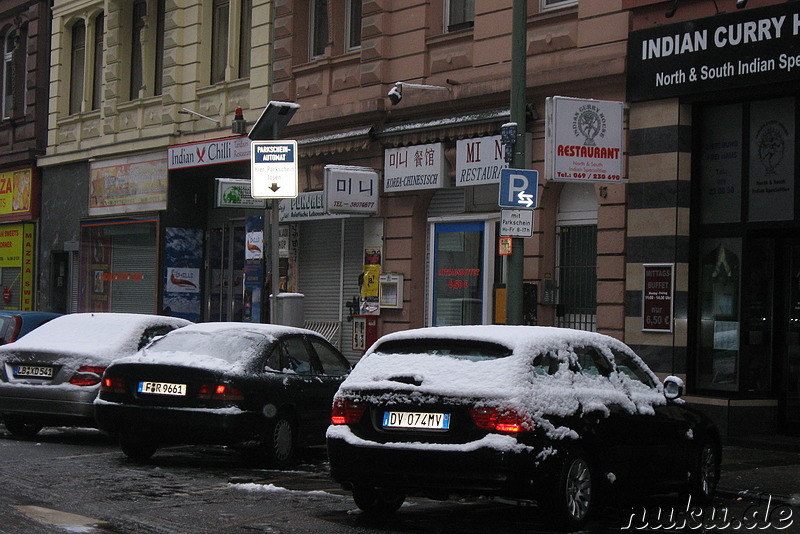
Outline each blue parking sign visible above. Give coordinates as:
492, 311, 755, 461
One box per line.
499, 168, 538, 209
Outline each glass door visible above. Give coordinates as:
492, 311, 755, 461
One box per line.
783, 240, 800, 434
206, 221, 246, 322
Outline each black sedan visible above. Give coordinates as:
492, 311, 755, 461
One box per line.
95, 322, 351, 467
327, 325, 720, 531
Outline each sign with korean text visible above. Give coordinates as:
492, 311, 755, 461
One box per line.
545, 96, 623, 183
324, 165, 379, 214
455, 135, 508, 186
643, 264, 674, 333
499, 169, 538, 209
627, 3, 800, 102
89, 155, 168, 216
384, 143, 445, 192
251, 140, 298, 199
0, 169, 34, 217
168, 136, 251, 169
500, 209, 533, 237
215, 178, 267, 209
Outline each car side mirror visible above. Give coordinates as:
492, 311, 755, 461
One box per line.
663, 376, 684, 400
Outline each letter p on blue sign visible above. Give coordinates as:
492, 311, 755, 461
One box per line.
499, 168, 538, 209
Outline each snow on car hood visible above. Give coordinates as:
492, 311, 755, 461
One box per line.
0, 313, 191, 362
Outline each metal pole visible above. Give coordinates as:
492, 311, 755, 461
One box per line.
270, 122, 281, 324
507, 0, 527, 325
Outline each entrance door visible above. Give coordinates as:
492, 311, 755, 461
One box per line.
784, 240, 800, 434
206, 222, 246, 322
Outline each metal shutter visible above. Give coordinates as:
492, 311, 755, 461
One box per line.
110, 237, 157, 314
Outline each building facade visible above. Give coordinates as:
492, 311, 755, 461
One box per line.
0, 1, 50, 312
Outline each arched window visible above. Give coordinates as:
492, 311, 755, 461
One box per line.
2, 28, 18, 119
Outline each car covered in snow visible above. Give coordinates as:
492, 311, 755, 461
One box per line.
94, 323, 351, 466
0, 313, 191, 437
327, 325, 720, 531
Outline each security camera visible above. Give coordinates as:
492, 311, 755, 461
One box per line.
388, 84, 402, 105
736, 0, 747, 8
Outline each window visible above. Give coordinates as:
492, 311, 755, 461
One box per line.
574, 346, 612, 377
92, 14, 104, 111
280, 337, 314, 374
345, 0, 362, 51
612, 349, 657, 389
2, 28, 17, 119
310, 0, 328, 58
70, 21, 86, 115
130, 0, 146, 100
210, 0, 252, 83
445, 0, 474, 32
154, 0, 166, 95
238, 0, 252, 78
310, 338, 350, 375
211, 0, 230, 84
541, 0, 578, 11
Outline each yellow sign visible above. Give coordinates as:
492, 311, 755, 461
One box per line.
0, 169, 33, 215
0, 223, 35, 310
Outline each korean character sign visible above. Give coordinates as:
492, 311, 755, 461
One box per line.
324, 165, 379, 214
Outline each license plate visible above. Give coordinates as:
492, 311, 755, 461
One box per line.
13, 365, 54, 379
382, 411, 450, 430
137, 381, 187, 396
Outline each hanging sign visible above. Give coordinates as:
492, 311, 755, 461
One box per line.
250, 140, 299, 198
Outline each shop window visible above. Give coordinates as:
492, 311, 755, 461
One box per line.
345, 0, 362, 51
79, 219, 158, 314
696, 238, 741, 392
445, 0, 474, 32
69, 21, 86, 115
310, 0, 328, 59
431, 222, 485, 326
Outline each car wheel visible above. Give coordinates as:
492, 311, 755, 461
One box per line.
119, 430, 158, 461
546, 452, 593, 531
2, 416, 43, 437
264, 413, 295, 468
689, 439, 719, 506
352, 485, 406, 515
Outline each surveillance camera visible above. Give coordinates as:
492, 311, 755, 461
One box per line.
736, 0, 747, 8
388, 85, 402, 105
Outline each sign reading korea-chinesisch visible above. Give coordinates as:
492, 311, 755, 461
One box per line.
627, 3, 800, 102
384, 143, 445, 192
545, 96, 624, 184
251, 140, 298, 199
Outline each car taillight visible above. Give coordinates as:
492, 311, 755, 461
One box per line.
69, 366, 107, 386
100, 376, 126, 393
331, 398, 366, 425
470, 407, 530, 433
197, 383, 245, 401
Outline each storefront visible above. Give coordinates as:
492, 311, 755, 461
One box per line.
0, 168, 39, 311
626, 1, 800, 435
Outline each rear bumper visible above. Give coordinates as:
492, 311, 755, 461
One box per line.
94, 399, 266, 445
0, 383, 98, 425
327, 427, 557, 500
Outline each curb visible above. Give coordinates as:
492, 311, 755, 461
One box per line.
718, 487, 800, 508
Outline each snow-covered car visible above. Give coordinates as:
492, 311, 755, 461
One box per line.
327, 325, 720, 531
94, 323, 351, 466
0, 313, 191, 437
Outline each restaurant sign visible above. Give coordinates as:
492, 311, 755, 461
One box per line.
628, 3, 800, 101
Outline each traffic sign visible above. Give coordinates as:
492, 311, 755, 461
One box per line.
499, 168, 538, 209
500, 209, 533, 237
251, 140, 299, 199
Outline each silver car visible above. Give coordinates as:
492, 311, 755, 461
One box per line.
0, 313, 190, 437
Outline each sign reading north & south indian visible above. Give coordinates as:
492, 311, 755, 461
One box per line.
545, 96, 624, 183
324, 165, 379, 214
627, 3, 800, 102
384, 143, 445, 192
250, 140, 298, 199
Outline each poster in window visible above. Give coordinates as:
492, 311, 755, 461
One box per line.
642, 264, 673, 333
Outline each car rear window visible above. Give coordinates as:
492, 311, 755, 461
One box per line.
372, 338, 512, 362
145, 331, 269, 364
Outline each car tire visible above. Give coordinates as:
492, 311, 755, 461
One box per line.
2, 416, 43, 437
264, 413, 295, 468
545, 451, 593, 531
352, 485, 406, 515
689, 438, 719, 506
119, 430, 159, 461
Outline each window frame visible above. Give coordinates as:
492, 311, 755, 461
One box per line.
345, 0, 362, 52
540, 0, 578, 12
309, 0, 329, 59
91, 14, 104, 111
444, 0, 475, 33
2, 28, 17, 119
69, 20, 87, 115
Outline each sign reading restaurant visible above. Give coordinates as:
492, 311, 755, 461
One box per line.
628, 3, 800, 101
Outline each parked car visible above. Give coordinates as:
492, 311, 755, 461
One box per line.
94, 322, 351, 466
327, 325, 721, 531
0, 313, 191, 437
0, 311, 61, 345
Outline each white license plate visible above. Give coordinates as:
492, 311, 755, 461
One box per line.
14, 365, 54, 379
137, 381, 187, 396
382, 411, 450, 430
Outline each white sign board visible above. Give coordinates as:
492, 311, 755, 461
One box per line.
545, 96, 624, 183
455, 135, 508, 186
500, 209, 533, 237
251, 140, 299, 198
216, 178, 267, 208
384, 143, 445, 192
169, 136, 251, 169
324, 165, 379, 214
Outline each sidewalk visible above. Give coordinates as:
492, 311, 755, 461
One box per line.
718, 435, 800, 508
